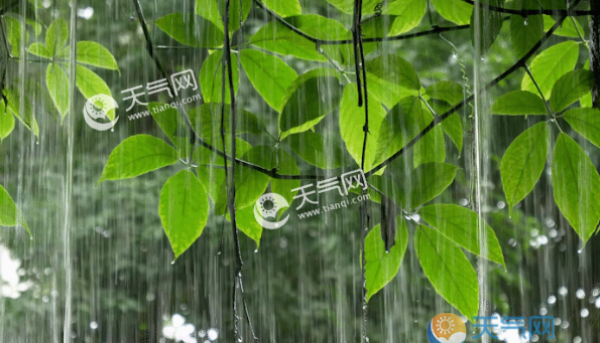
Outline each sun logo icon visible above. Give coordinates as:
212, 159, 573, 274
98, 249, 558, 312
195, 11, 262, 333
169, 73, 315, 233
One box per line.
427, 313, 466, 343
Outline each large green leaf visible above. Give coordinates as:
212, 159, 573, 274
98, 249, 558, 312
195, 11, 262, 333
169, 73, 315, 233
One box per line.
5, 89, 39, 137
366, 54, 420, 91
159, 170, 209, 260
426, 81, 463, 106
0, 184, 30, 235
414, 101, 446, 168
270, 149, 300, 210
431, 0, 473, 25
470, 0, 505, 55
199, 50, 239, 104
366, 72, 419, 109
217, 0, 252, 33
46, 64, 70, 119
564, 108, 600, 149
543, 15, 584, 38
188, 103, 264, 143
552, 133, 600, 244
386, 0, 427, 35
521, 41, 579, 99
365, 218, 408, 301
286, 131, 344, 169
510, 13, 543, 59
500, 122, 549, 214
99, 135, 179, 182
240, 49, 298, 112
0, 101, 15, 140
419, 204, 506, 268
27, 42, 51, 59
5, 17, 22, 57
148, 103, 180, 143
76, 65, 116, 121
230, 205, 263, 247
155, 13, 224, 48
491, 91, 547, 115
375, 96, 427, 165
76, 41, 119, 71
46, 18, 68, 56
195, 0, 223, 31
408, 163, 458, 209
324, 0, 382, 14
261, 0, 302, 17
415, 225, 479, 322
549, 70, 595, 113
427, 100, 463, 153
279, 69, 342, 138
339, 85, 387, 172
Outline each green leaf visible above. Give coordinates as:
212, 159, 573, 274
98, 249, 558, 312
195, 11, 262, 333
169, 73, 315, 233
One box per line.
231, 205, 263, 247
217, 0, 252, 33
261, 0, 302, 17
159, 170, 209, 260
279, 69, 342, 138
339, 85, 387, 172
366, 72, 419, 109
564, 108, 600, 149
5, 89, 38, 136
366, 54, 420, 91
408, 163, 458, 209
188, 103, 264, 142
148, 103, 180, 143
419, 203, 506, 268
240, 49, 298, 112
195, 0, 224, 32
76, 41, 119, 71
76, 65, 116, 121
0, 184, 30, 235
99, 135, 179, 182
46, 64, 70, 119
0, 100, 15, 141
324, 0, 383, 14
200, 50, 239, 104
431, 0, 473, 25
27, 42, 51, 58
581, 59, 593, 108
521, 41, 579, 99
443, 113, 463, 153
5, 16, 22, 57
510, 12, 543, 59
426, 81, 463, 106
386, 0, 427, 35
552, 133, 600, 244
250, 15, 347, 62
550, 70, 595, 113
194, 137, 252, 167
155, 13, 224, 48
46, 18, 68, 56
415, 225, 479, 322
470, 0, 505, 55
375, 96, 427, 165
543, 15, 584, 38
365, 218, 408, 301
501, 122, 549, 214
286, 131, 344, 169
271, 149, 301, 209
491, 90, 547, 115
223, 146, 273, 211
414, 101, 446, 168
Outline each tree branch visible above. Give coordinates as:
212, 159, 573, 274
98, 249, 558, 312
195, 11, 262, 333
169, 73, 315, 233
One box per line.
365, 0, 583, 178
460, 0, 595, 17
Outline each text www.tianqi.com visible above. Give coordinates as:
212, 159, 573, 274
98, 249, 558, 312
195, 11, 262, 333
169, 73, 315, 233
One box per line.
297, 193, 371, 219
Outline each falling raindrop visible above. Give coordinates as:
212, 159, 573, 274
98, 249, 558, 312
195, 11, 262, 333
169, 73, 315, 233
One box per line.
559, 286, 568, 296
540, 307, 547, 315
580, 308, 589, 318
90, 321, 98, 330
573, 336, 582, 343
595, 297, 600, 308
576, 289, 585, 299
547, 295, 556, 305
207, 328, 219, 341
524, 18, 529, 26
561, 320, 570, 329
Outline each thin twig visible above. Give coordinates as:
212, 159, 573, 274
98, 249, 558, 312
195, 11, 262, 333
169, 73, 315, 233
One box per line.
524, 65, 563, 132
365, 0, 583, 177
460, 0, 595, 16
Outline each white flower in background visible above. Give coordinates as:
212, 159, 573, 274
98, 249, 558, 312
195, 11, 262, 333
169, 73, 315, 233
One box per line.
162, 314, 197, 343
0, 244, 33, 299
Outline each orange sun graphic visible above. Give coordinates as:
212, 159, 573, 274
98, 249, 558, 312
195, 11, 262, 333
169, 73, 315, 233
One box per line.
431, 313, 466, 340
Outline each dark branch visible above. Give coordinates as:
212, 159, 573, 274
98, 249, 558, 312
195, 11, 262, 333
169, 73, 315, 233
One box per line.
460, 0, 595, 17
366, 0, 583, 177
